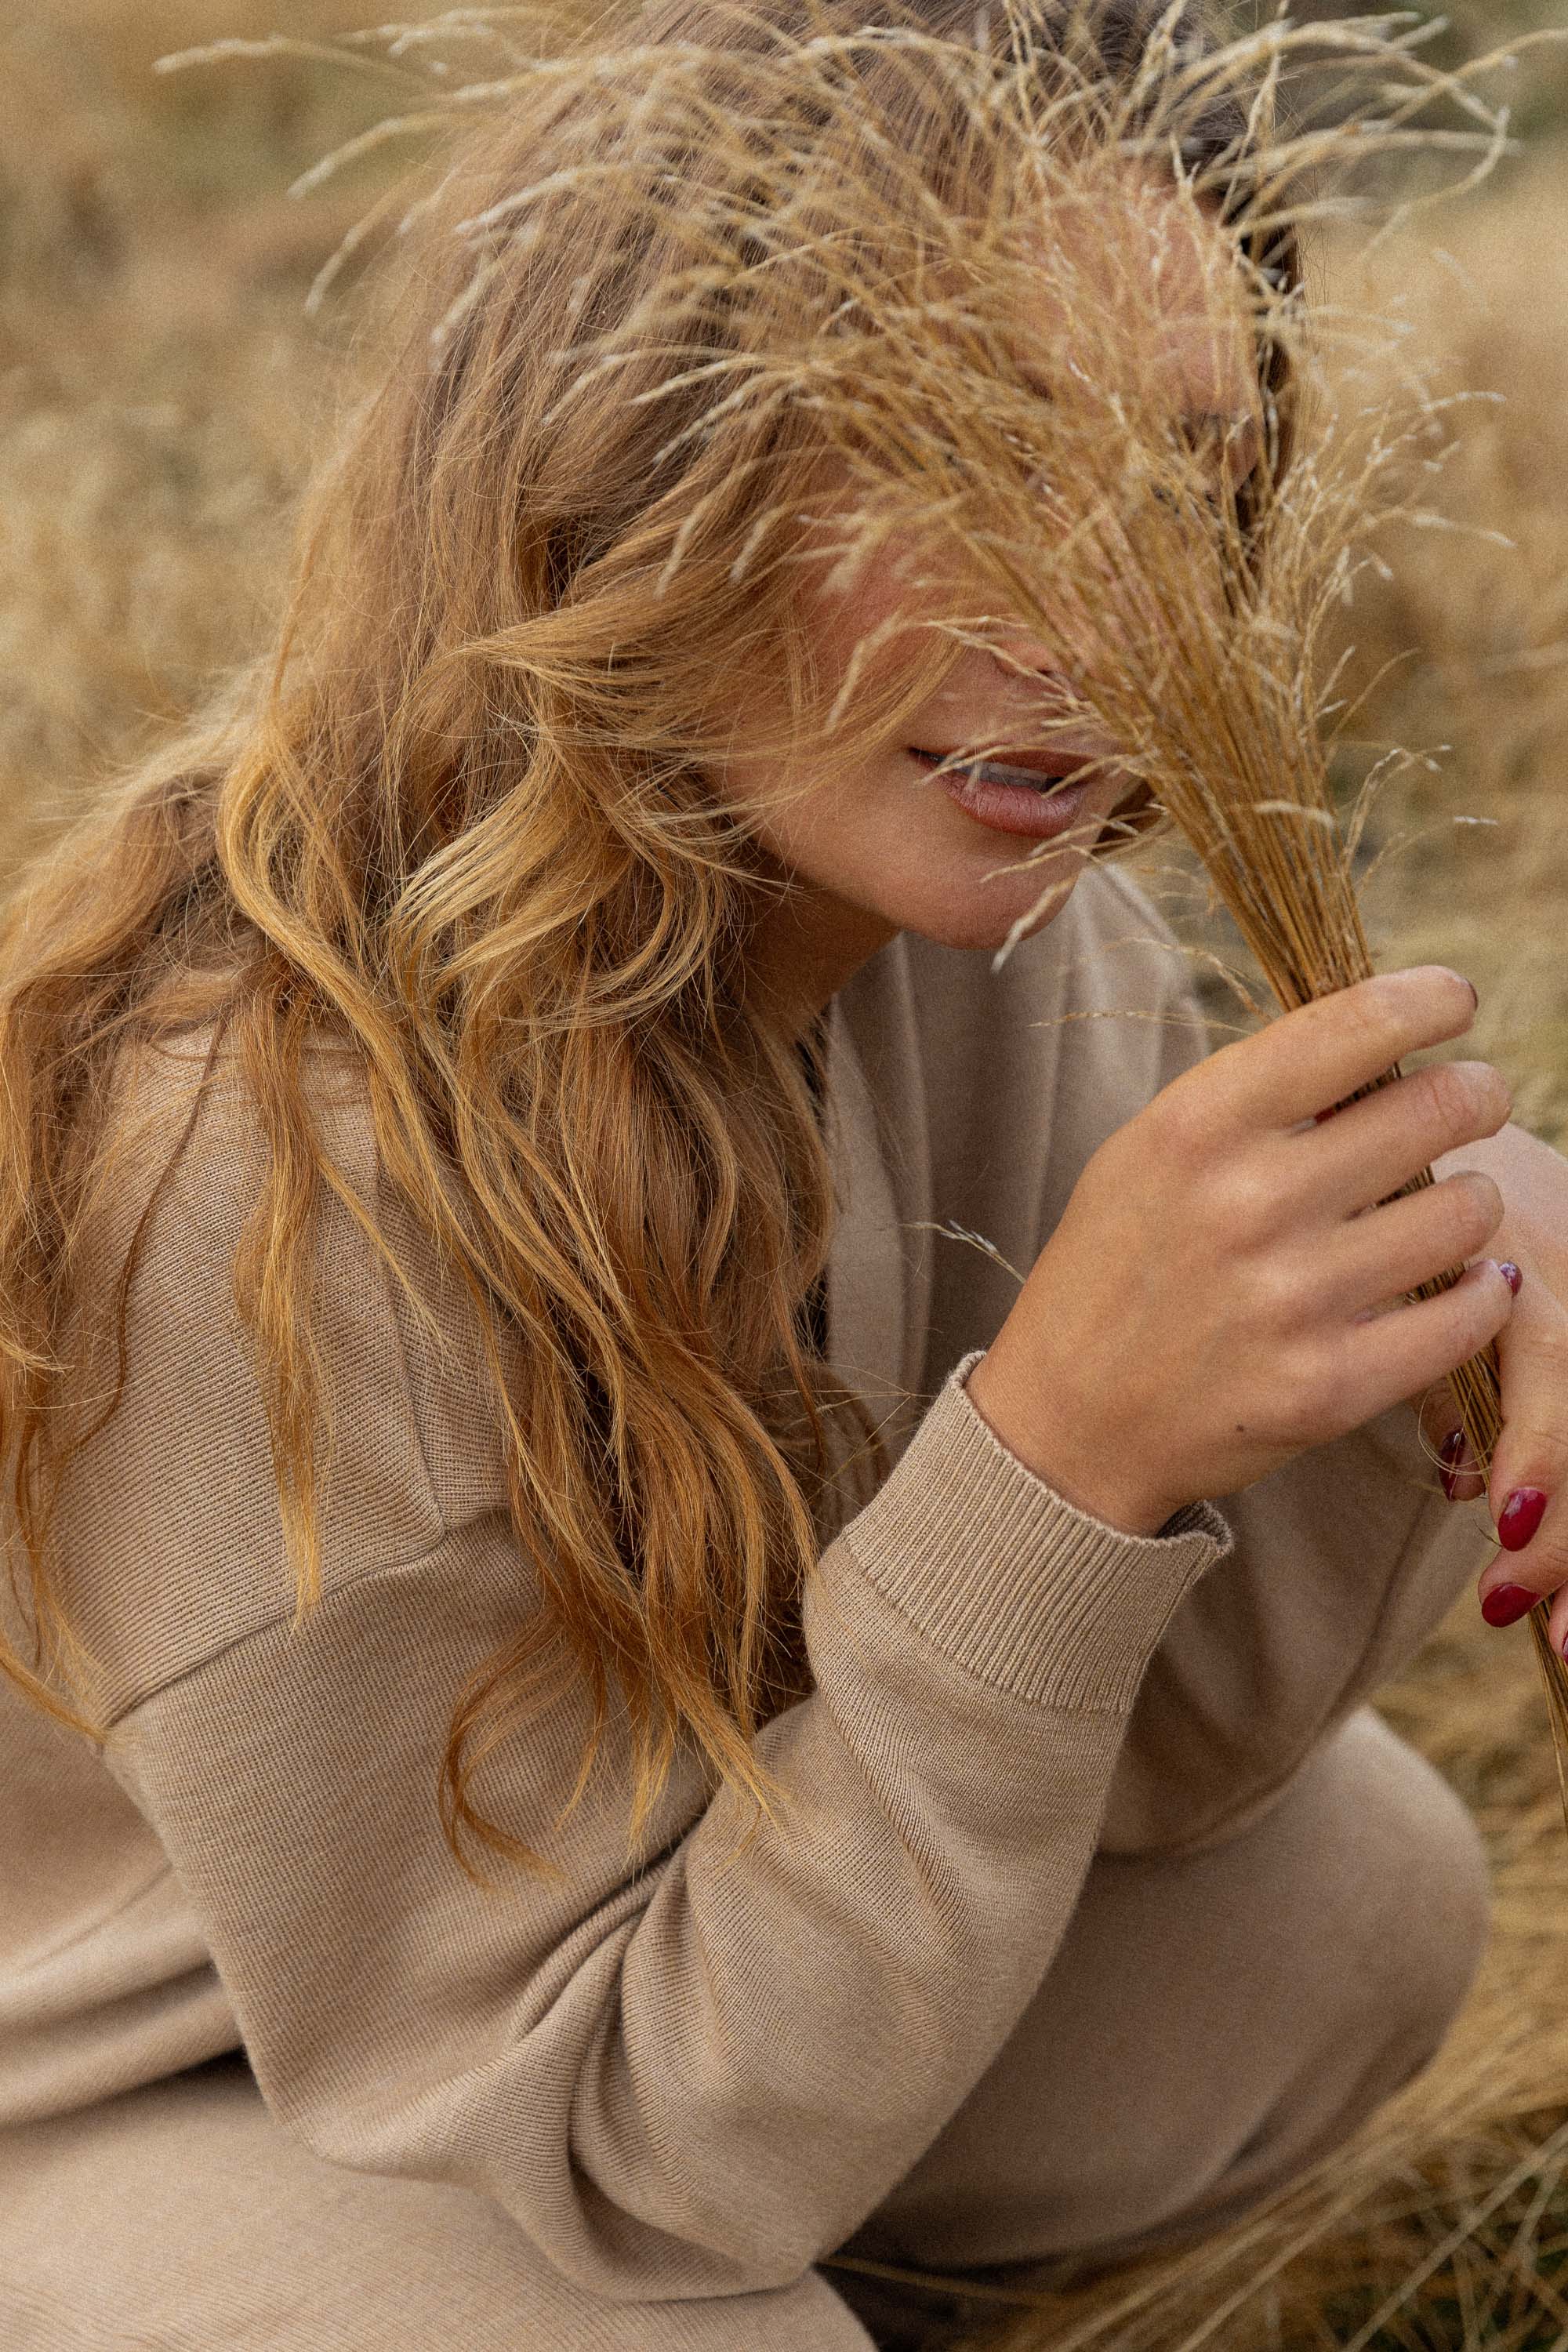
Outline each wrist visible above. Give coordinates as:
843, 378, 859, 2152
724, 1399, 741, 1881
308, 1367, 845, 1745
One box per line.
961, 1352, 1184, 1539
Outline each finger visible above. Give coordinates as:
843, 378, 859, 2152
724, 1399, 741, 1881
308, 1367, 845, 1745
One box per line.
1414, 1381, 1486, 1501
1196, 967, 1480, 1137
1301, 1064, 1512, 1218
1548, 1584, 1568, 1665
1332, 1257, 1515, 1434
1478, 1298, 1568, 1616
1322, 1170, 1504, 1314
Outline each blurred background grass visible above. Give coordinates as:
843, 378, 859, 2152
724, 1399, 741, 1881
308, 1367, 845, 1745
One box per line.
4, 3, 1568, 2344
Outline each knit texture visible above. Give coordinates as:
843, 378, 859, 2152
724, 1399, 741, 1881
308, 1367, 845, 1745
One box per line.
845, 1347, 1230, 1712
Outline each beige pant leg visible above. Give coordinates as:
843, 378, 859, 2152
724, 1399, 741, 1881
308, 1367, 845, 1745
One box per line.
0, 2052, 877, 2352
831, 1708, 1489, 2347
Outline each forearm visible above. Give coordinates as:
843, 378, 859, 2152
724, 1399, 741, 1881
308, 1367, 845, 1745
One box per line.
107, 1359, 1229, 2302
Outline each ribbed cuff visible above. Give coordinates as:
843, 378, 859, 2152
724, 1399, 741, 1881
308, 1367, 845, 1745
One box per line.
838, 1349, 1232, 1714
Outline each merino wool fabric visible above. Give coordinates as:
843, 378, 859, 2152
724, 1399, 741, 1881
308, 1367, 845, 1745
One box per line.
0, 864, 1498, 2344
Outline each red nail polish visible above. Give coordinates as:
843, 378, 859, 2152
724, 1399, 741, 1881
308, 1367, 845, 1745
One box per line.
1497, 1489, 1549, 1552
1499, 1262, 1523, 1298
1482, 1584, 1538, 1628
1439, 1428, 1466, 1502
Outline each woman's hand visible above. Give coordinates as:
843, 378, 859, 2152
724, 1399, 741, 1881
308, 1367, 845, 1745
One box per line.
965, 965, 1518, 1537
1417, 1121, 1568, 1654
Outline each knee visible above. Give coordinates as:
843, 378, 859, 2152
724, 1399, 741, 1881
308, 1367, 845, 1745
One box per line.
854, 1711, 1492, 2274
1103, 1716, 1492, 2254
1163, 1713, 1494, 2248
1327, 1711, 1491, 2089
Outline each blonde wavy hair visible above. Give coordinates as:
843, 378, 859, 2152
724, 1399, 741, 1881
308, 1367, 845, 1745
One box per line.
0, 0, 1291, 1877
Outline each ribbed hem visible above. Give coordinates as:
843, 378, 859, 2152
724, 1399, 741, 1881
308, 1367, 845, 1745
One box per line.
838, 1349, 1232, 1714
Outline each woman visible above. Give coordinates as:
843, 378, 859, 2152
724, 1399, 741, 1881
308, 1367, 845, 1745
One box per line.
2, 2, 1566, 2347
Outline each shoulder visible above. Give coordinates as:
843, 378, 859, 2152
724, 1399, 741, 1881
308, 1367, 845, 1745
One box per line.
94, 1020, 378, 1268
78, 1021, 398, 1387
53, 1023, 503, 1722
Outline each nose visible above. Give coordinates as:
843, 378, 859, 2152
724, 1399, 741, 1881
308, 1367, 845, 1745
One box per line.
982, 625, 1084, 700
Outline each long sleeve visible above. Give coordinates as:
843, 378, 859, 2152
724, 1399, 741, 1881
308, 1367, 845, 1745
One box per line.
58, 1036, 1232, 2303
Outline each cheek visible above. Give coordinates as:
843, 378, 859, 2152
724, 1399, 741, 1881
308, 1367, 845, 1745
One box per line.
797, 524, 939, 682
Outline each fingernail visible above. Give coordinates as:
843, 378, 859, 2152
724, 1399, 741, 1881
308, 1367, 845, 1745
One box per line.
1482, 1583, 1538, 1628
1439, 1428, 1466, 1502
1499, 1262, 1523, 1298
1467, 978, 1479, 1011
1497, 1488, 1549, 1552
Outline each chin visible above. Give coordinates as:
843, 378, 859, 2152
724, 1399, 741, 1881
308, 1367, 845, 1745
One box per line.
895, 870, 1087, 955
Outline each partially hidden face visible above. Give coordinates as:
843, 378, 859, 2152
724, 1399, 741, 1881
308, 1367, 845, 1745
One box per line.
710, 169, 1269, 999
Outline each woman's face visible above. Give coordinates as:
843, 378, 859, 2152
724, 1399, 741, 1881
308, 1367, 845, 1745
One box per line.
711, 176, 1266, 1035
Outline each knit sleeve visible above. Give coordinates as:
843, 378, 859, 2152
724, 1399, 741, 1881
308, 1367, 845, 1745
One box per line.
74, 1051, 1232, 2302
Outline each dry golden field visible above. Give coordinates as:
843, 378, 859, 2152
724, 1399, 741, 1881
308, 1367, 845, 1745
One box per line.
5, 5, 1568, 2346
